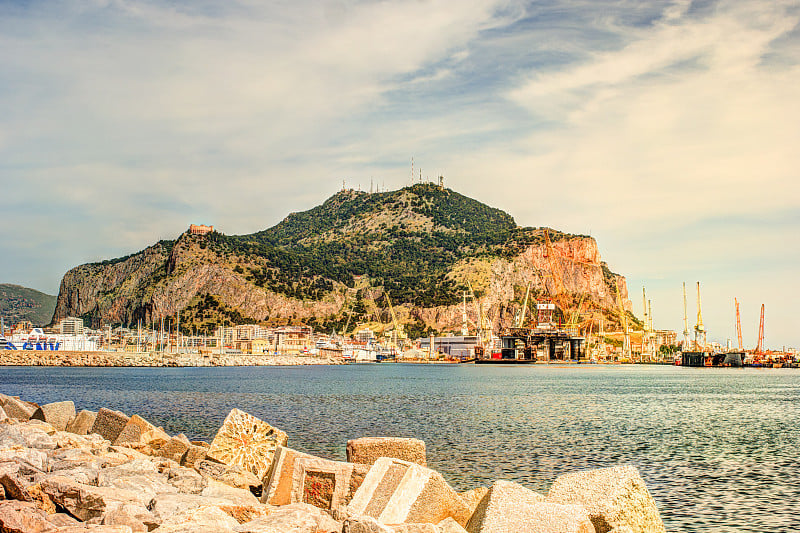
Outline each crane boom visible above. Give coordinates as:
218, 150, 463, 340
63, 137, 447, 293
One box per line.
682, 282, 689, 351
756, 304, 765, 355
517, 282, 532, 328
615, 281, 631, 361
735, 298, 743, 351
694, 282, 706, 350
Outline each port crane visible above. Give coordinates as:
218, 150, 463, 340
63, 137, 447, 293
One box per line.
515, 282, 533, 328
384, 292, 407, 351
682, 283, 690, 351
615, 281, 631, 361
755, 304, 765, 356
735, 298, 743, 352
694, 282, 707, 350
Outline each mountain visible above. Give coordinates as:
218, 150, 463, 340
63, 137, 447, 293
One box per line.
0, 284, 57, 327
52, 183, 633, 337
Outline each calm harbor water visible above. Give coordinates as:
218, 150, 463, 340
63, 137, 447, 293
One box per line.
1, 363, 798, 532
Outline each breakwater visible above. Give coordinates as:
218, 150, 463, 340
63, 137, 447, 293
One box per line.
0, 350, 342, 366
0, 391, 666, 532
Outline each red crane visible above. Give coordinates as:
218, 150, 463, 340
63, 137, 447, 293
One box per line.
756, 304, 765, 355
735, 298, 743, 351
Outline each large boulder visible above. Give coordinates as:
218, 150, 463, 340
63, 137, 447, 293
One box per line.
207, 409, 288, 481
147, 493, 242, 524
113, 415, 170, 447
1, 396, 37, 421
458, 487, 488, 517
0, 447, 49, 472
437, 517, 469, 533
151, 505, 240, 533
195, 459, 262, 494
39, 475, 142, 521
348, 457, 471, 527
157, 435, 191, 463
31, 401, 76, 431
467, 480, 594, 533
65, 410, 97, 435
262, 446, 368, 518
179, 443, 207, 468
101, 502, 155, 533
346, 437, 426, 467
547, 465, 665, 533
0, 500, 55, 533
343, 515, 393, 533
91, 408, 130, 443
202, 479, 261, 506
233, 502, 341, 533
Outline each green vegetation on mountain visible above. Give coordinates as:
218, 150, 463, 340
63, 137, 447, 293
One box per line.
0, 284, 57, 326
205, 183, 573, 307
53, 182, 626, 332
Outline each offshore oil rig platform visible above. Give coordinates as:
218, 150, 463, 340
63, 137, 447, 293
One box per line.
475, 326, 584, 364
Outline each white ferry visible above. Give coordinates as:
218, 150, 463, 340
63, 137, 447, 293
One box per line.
1, 328, 99, 351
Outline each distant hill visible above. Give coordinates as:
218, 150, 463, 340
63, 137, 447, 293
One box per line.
52, 183, 633, 337
0, 284, 57, 326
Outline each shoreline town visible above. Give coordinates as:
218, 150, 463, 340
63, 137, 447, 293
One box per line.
0, 392, 666, 532
1, 313, 797, 368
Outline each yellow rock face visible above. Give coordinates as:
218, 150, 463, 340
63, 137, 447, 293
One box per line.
207, 408, 288, 480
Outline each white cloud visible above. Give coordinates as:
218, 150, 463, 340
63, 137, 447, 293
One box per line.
1, 0, 798, 346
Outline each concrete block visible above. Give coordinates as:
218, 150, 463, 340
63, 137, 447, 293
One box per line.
91, 408, 130, 442
158, 436, 190, 463
389, 524, 438, 533
207, 408, 288, 480
1, 396, 37, 421
262, 446, 366, 519
66, 410, 97, 435
114, 415, 169, 447
467, 480, 593, 533
195, 460, 262, 494
458, 487, 488, 517
547, 465, 666, 533
233, 502, 341, 533
343, 515, 394, 533
437, 517, 469, 533
347, 437, 426, 467
179, 444, 208, 468
31, 401, 75, 432
348, 457, 471, 527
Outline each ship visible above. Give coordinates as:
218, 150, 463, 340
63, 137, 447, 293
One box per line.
1, 328, 100, 351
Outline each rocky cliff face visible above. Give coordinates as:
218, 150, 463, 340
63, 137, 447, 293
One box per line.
417, 236, 630, 333
52, 185, 633, 333
53, 235, 343, 327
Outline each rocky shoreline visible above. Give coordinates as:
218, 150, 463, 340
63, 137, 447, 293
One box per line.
0, 351, 343, 367
0, 393, 667, 532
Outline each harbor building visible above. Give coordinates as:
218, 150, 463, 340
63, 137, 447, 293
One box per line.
418, 335, 480, 360
57, 317, 84, 335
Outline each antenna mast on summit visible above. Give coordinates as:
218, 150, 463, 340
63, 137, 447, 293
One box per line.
411, 157, 414, 185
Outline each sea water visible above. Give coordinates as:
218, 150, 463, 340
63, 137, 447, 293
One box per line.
1, 363, 798, 532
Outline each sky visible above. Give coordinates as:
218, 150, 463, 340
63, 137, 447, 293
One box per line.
1, 0, 798, 348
